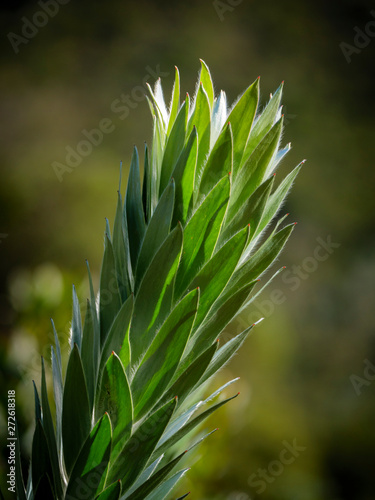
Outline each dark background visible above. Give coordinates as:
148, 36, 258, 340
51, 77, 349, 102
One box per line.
0, 0, 374, 498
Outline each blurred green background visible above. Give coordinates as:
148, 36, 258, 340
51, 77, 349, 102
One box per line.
0, 0, 374, 498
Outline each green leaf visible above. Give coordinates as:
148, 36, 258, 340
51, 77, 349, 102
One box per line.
81, 299, 96, 410
142, 143, 152, 223
95, 353, 133, 463
107, 398, 177, 489
197, 122, 232, 199
221, 174, 274, 244
136, 179, 175, 289
200, 326, 254, 385
174, 175, 230, 300
113, 191, 132, 301
51, 347, 63, 458
229, 118, 283, 221
144, 469, 189, 500
125, 147, 146, 268
96, 480, 122, 500
32, 380, 41, 422
160, 101, 188, 195
151, 393, 238, 462
86, 260, 101, 364
227, 224, 295, 293
51, 319, 62, 377
62, 344, 91, 477
40, 358, 62, 498
31, 420, 54, 497
127, 452, 187, 500
188, 227, 249, 328
240, 268, 285, 314
130, 224, 183, 363
33, 475, 55, 500
65, 413, 112, 499
105, 217, 112, 240
122, 206, 135, 293
226, 78, 259, 176
132, 289, 199, 419
243, 82, 283, 164
188, 84, 211, 193
191, 281, 258, 362
71, 284, 82, 350
100, 234, 122, 347
167, 66, 181, 135
99, 294, 134, 378
255, 161, 304, 238
199, 59, 214, 109
211, 90, 227, 147
158, 341, 218, 411
158, 402, 202, 449
148, 106, 166, 213
171, 126, 198, 227
153, 78, 168, 126
15, 422, 27, 500
122, 456, 164, 500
